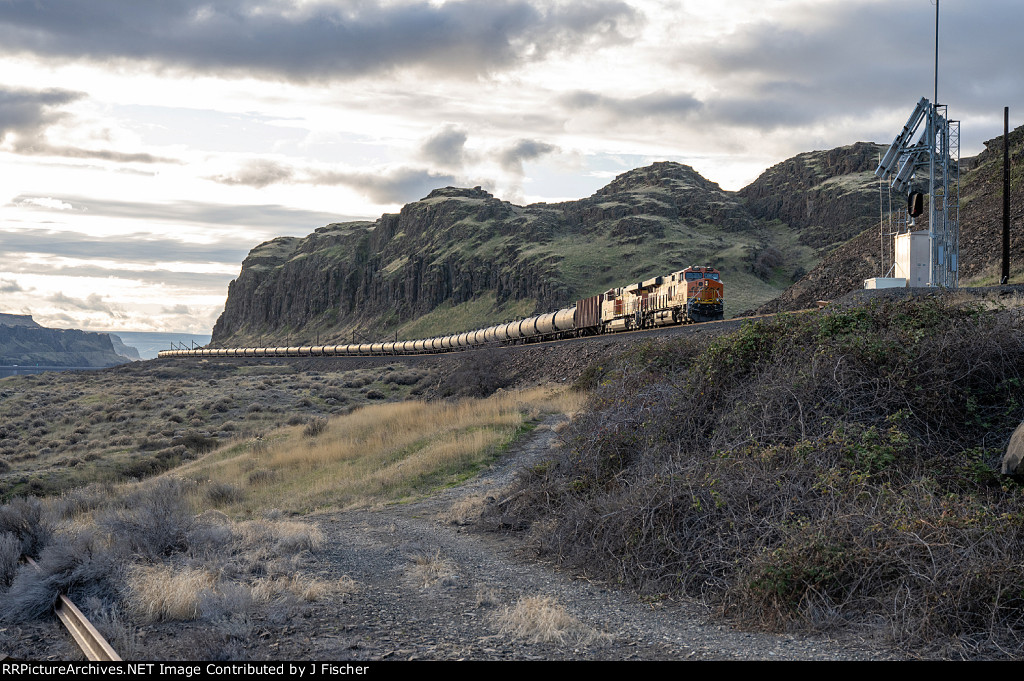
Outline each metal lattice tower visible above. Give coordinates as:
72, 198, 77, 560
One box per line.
930, 104, 960, 288
874, 98, 960, 288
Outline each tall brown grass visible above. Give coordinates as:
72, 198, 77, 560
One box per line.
126, 565, 215, 622
494, 595, 605, 645
178, 386, 584, 513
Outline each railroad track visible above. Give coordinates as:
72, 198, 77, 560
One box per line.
213, 310, 793, 359
160, 311, 755, 361
23, 556, 121, 661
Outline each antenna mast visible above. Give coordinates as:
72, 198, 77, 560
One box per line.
871, 0, 959, 290
934, 0, 939, 105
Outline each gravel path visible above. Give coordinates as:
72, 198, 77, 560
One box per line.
244, 416, 902, 661
5, 319, 911, 661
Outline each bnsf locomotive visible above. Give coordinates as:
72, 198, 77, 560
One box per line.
159, 266, 724, 358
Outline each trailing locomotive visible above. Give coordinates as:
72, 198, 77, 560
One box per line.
159, 266, 724, 359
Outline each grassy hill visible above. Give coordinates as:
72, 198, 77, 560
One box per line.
212, 150, 884, 347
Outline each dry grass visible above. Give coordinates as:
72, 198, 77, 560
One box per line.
176, 385, 582, 513
126, 565, 215, 622
232, 519, 324, 553
336, 574, 359, 595
494, 595, 605, 645
251, 574, 339, 603
407, 549, 458, 588
86, 599, 141, 661
943, 288, 1024, 312
443, 492, 491, 526
475, 585, 500, 607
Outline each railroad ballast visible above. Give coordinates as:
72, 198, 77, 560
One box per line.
159, 266, 724, 358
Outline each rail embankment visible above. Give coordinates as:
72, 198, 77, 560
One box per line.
489, 294, 1024, 658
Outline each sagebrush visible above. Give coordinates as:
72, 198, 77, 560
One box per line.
491, 298, 1024, 657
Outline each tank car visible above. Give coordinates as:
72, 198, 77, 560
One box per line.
158, 266, 724, 358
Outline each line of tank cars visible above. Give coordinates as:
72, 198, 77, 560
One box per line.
159, 266, 724, 358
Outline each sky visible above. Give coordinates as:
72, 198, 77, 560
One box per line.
1, 0, 1021, 335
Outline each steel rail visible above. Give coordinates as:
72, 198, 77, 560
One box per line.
24, 556, 121, 661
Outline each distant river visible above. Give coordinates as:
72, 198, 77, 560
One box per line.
0, 365, 111, 378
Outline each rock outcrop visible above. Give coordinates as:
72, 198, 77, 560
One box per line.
212, 151, 889, 347
108, 334, 141, 361
0, 315, 133, 368
754, 126, 1024, 313
738, 142, 885, 251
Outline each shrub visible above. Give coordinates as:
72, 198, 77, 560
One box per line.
0, 532, 19, 589
439, 349, 509, 398
174, 432, 218, 455
205, 482, 244, 506
96, 478, 194, 559
0, 496, 52, 557
303, 418, 328, 438
1, 530, 124, 622
383, 371, 424, 386
489, 298, 1024, 656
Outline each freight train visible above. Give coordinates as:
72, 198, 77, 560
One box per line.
159, 266, 724, 358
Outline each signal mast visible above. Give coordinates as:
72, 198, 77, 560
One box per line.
869, 0, 959, 290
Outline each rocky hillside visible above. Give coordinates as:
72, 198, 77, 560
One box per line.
755, 126, 1024, 313
0, 315, 136, 368
108, 334, 141, 361
958, 124, 1024, 282
0, 314, 41, 329
212, 149, 887, 347
738, 142, 885, 251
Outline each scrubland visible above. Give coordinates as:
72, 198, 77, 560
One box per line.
5, 292, 1024, 659
0, 371, 582, 659
0, 361, 439, 500
490, 295, 1024, 658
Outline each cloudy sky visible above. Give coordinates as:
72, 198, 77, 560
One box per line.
1, 0, 1021, 334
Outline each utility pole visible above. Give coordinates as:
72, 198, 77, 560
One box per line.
1004, 106, 1011, 284
934, 0, 939, 106
928, 0, 939, 285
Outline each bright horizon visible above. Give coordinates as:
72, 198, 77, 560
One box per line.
2, 0, 1021, 335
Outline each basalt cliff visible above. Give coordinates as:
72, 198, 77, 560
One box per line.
0, 315, 137, 368
211, 143, 887, 346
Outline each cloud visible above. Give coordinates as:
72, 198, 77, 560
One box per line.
1, 260, 236, 292
0, 0, 642, 81
14, 196, 76, 211
498, 138, 558, 174
544, 1, 1024, 152
0, 277, 27, 293
0, 225, 252, 265
561, 90, 703, 121
211, 159, 296, 188
419, 125, 469, 168
47, 291, 126, 318
161, 304, 191, 315
0, 86, 81, 143
0, 85, 177, 162
680, 0, 1024, 131
7, 194, 360, 230
205, 159, 456, 203
309, 166, 458, 204
17, 144, 177, 164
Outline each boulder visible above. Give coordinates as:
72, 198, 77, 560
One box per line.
1001, 422, 1024, 475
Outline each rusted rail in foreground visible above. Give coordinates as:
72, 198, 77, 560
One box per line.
55, 593, 121, 661
25, 556, 121, 661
